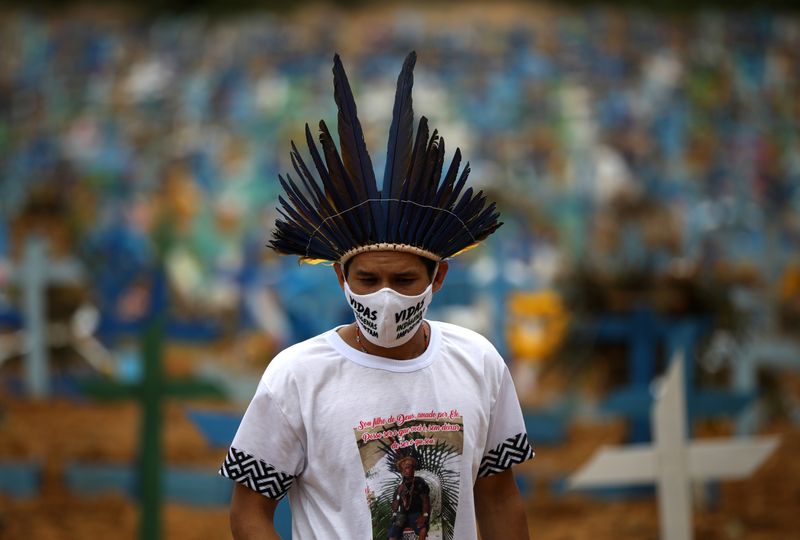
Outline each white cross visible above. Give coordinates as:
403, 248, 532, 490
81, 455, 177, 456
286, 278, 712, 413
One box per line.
1, 236, 89, 397
568, 353, 779, 540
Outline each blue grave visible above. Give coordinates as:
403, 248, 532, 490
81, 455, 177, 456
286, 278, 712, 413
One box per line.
733, 338, 800, 434
163, 467, 233, 506
567, 313, 755, 503
65, 462, 231, 506
550, 475, 654, 500
585, 309, 753, 442
0, 306, 22, 328
523, 410, 569, 446
0, 461, 40, 498
64, 462, 291, 537
65, 462, 133, 496
187, 409, 243, 448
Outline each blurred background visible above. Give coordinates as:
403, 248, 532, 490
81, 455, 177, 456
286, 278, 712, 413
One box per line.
0, 0, 799, 538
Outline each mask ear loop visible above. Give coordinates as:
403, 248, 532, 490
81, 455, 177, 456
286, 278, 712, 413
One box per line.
422, 263, 439, 348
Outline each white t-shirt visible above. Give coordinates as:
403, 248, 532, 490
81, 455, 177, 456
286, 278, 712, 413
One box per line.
220, 320, 534, 539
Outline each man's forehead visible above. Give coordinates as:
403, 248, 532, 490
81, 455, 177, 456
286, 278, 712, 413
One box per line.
348, 251, 428, 272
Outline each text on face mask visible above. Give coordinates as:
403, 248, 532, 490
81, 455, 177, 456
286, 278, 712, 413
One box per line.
395, 299, 426, 323
395, 310, 425, 339
349, 296, 378, 321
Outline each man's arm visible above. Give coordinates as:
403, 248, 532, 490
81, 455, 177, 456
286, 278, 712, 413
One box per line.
416, 492, 431, 529
473, 469, 530, 540
391, 485, 399, 514
229, 483, 282, 540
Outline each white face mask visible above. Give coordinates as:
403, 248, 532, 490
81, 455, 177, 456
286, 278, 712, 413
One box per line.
344, 281, 433, 349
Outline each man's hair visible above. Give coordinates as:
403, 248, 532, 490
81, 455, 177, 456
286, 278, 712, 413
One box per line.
342, 255, 437, 280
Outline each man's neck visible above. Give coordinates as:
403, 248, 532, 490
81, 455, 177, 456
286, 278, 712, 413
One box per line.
344, 322, 430, 360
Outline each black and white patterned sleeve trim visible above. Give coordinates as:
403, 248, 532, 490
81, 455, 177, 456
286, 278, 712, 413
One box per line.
219, 447, 295, 500
478, 433, 535, 478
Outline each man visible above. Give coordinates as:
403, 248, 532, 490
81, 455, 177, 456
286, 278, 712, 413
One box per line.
389, 456, 430, 540
220, 52, 534, 539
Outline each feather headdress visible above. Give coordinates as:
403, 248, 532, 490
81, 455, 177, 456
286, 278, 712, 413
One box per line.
269, 51, 502, 265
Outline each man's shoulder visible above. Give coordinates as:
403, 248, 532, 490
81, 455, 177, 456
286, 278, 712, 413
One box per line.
274, 330, 331, 356
432, 320, 507, 377
433, 320, 497, 351
265, 330, 338, 376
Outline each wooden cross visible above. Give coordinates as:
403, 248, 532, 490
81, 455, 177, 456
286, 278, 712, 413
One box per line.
81, 267, 225, 540
2, 235, 87, 397
568, 353, 779, 540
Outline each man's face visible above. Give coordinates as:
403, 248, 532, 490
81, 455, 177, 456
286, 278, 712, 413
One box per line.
400, 461, 416, 478
335, 251, 446, 296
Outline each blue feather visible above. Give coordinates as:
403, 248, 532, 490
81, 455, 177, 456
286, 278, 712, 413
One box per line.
268, 53, 503, 263
332, 54, 384, 241
318, 120, 371, 244
383, 51, 416, 239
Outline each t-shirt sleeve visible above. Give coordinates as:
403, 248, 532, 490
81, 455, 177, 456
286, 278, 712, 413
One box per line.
478, 365, 535, 477
218, 380, 306, 500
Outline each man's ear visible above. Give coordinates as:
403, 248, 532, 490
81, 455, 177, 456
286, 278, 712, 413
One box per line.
432, 261, 449, 293
333, 263, 346, 290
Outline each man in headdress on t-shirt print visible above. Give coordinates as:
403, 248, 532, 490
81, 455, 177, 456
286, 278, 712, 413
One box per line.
219, 51, 535, 539
389, 455, 430, 540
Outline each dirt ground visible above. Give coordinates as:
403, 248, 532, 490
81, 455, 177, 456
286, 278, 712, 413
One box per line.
0, 352, 798, 540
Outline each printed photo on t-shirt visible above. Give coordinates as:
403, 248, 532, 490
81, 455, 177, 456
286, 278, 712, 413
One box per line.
354, 408, 464, 540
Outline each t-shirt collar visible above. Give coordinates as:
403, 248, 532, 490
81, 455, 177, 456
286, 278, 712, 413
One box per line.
326, 321, 440, 372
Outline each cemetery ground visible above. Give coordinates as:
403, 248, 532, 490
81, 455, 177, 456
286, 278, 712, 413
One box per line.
0, 344, 798, 539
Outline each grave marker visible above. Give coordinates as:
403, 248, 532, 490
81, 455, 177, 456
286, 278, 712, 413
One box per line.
6, 236, 85, 397
569, 353, 779, 540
